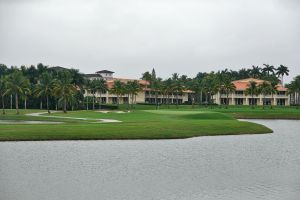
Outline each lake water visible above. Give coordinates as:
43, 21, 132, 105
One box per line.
0, 120, 300, 200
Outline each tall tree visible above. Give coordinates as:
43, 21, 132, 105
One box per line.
162, 78, 173, 108
93, 79, 108, 109
287, 75, 300, 106
126, 80, 141, 108
220, 81, 236, 108
250, 66, 261, 78
262, 64, 275, 76
245, 81, 259, 109
110, 80, 124, 105
276, 65, 289, 85
83, 79, 92, 110
152, 78, 162, 108
259, 81, 272, 109
172, 73, 183, 108
34, 72, 54, 114
270, 81, 278, 109
4, 71, 30, 114
53, 71, 77, 113
0, 76, 7, 114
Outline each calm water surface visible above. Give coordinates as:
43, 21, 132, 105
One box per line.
0, 120, 300, 200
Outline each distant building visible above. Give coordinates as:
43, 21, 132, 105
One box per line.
85, 69, 114, 81
214, 78, 290, 106
84, 70, 191, 104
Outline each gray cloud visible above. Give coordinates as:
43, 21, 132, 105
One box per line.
0, 0, 299, 82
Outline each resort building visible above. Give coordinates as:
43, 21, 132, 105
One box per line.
85, 70, 114, 81
214, 78, 290, 106
84, 70, 191, 104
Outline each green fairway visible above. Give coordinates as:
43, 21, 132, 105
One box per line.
118, 104, 300, 119
0, 108, 273, 141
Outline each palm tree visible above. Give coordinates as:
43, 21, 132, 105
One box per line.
250, 66, 261, 78
110, 80, 124, 105
93, 79, 108, 109
53, 72, 77, 113
259, 81, 272, 109
126, 80, 141, 108
83, 79, 92, 110
172, 73, 184, 108
0, 76, 7, 114
34, 72, 54, 114
276, 65, 289, 85
270, 81, 278, 109
90, 80, 97, 110
245, 81, 258, 109
287, 75, 300, 106
4, 71, 30, 114
221, 81, 236, 108
163, 78, 173, 108
185, 80, 196, 108
263, 64, 275, 76
152, 78, 162, 109
141, 71, 152, 89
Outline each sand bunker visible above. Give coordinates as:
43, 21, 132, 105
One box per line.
0, 120, 63, 124
26, 111, 122, 123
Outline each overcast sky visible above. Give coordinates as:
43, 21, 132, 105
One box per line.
0, 0, 299, 82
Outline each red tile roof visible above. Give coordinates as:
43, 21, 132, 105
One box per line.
106, 78, 150, 89
232, 78, 287, 91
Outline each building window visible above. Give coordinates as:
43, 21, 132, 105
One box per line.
277, 99, 286, 106
235, 91, 243, 95
277, 91, 286, 95
249, 98, 257, 105
235, 98, 243, 105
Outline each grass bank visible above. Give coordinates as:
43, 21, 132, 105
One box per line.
0, 109, 272, 141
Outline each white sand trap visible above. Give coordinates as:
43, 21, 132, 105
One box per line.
0, 120, 63, 124
95, 110, 130, 114
26, 111, 122, 123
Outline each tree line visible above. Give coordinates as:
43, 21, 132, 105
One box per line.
141, 65, 292, 109
0, 63, 297, 114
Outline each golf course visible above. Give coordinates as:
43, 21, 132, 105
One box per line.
1, 105, 299, 141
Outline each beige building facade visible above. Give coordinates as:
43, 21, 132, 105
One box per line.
214, 78, 290, 106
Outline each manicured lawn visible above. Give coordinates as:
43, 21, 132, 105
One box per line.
119, 104, 300, 119
0, 109, 272, 141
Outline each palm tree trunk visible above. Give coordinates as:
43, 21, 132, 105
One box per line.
200, 90, 203, 106
176, 93, 179, 109
192, 94, 195, 109
15, 93, 19, 114
10, 94, 12, 110
127, 93, 130, 110
86, 96, 89, 110
251, 94, 254, 109
24, 97, 27, 110
40, 100, 43, 110
92, 93, 95, 110
63, 97, 67, 113
2, 95, 5, 115
47, 95, 50, 114
271, 94, 274, 109
226, 93, 229, 109
99, 93, 102, 110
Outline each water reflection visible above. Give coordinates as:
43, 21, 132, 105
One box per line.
0, 120, 300, 200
